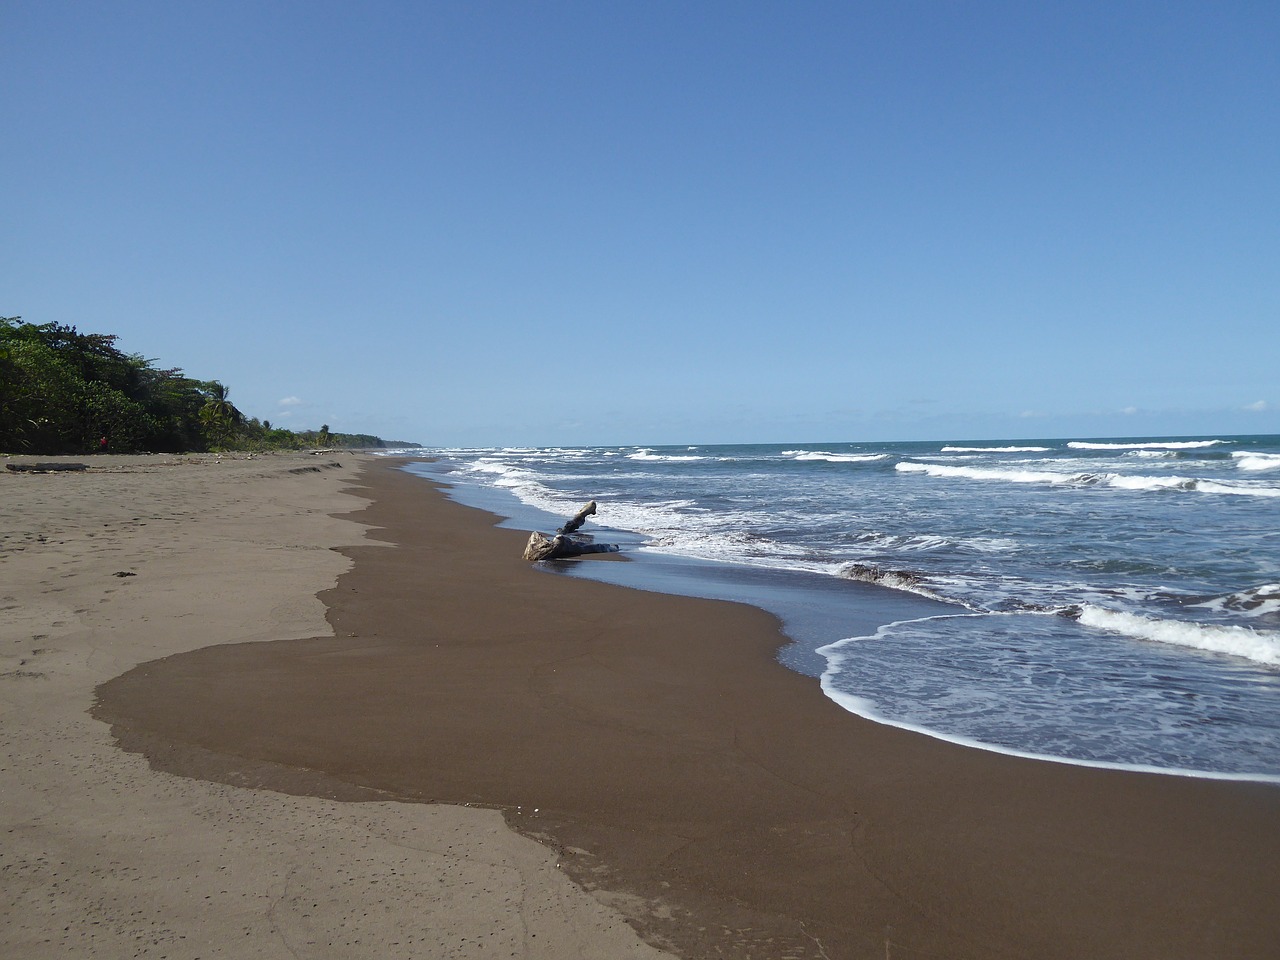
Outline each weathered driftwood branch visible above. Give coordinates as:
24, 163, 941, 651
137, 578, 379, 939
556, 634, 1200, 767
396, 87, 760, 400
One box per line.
522, 500, 619, 561
558, 500, 597, 535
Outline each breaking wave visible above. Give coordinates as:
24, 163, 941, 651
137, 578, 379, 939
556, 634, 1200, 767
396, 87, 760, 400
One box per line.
627, 449, 707, 462
896, 461, 1280, 497
1068, 440, 1228, 450
782, 450, 890, 463
1077, 605, 1280, 666
1234, 452, 1280, 472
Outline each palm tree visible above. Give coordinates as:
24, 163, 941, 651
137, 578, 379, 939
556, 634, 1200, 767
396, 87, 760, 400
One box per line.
199, 381, 243, 449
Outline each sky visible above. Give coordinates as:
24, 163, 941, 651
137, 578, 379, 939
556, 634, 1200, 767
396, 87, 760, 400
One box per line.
4, 1, 1278, 446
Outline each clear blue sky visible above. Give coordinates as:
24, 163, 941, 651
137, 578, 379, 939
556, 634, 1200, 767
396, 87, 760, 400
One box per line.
5, 1, 1277, 446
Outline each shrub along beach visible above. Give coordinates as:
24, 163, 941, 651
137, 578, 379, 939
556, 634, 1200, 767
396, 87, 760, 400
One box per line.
0, 317, 409, 455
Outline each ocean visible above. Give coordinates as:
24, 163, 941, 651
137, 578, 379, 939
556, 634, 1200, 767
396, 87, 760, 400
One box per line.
388, 435, 1280, 782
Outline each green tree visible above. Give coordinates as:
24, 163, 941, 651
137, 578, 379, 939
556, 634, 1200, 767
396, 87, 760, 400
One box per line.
3, 315, 389, 454
1, 316, 157, 452
138, 366, 210, 452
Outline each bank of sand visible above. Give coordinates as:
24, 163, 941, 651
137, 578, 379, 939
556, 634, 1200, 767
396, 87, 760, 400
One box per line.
85, 458, 1280, 959
1, 452, 670, 959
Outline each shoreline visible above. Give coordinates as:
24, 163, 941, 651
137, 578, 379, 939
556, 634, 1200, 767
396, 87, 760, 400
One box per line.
411, 457, 1280, 786
95, 458, 1280, 959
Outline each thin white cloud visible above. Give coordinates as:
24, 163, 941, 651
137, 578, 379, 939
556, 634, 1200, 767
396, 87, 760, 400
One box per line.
279, 396, 303, 407
1244, 400, 1269, 412
1121, 406, 1139, 415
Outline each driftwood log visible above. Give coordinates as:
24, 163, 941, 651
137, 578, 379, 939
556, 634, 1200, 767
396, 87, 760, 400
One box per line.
522, 500, 619, 561
6, 462, 89, 473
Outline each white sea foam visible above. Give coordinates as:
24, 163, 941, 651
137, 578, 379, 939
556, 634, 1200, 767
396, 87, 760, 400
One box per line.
1077, 605, 1280, 666
627, 449, 707, 462
459, 459, 584, 518
1234, 452, 1280, 472
940, 445, 1051, 452
783, 450, 890, 463
1067, 440, 1227, 450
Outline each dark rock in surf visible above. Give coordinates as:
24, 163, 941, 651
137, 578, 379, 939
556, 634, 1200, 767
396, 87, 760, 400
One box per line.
842, 562, 923, 588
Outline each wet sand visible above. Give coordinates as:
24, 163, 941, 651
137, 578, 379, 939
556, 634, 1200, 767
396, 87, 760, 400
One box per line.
93, 458, 1280, 959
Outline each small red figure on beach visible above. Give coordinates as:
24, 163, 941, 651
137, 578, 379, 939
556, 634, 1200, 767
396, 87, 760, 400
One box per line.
99, 436, 108, 453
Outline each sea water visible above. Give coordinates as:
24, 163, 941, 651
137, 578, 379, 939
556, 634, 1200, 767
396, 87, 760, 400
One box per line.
388, 436, 1280, 781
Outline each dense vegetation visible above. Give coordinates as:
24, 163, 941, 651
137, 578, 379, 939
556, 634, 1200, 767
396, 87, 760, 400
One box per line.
1, 317, 401, 455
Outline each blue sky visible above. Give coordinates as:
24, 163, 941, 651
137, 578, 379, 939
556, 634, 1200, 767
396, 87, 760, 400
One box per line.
5, 1, 1277, 446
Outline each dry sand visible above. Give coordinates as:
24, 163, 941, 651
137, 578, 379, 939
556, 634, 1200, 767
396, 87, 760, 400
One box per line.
1, 452, 670, 959
88, 459, 1280, 960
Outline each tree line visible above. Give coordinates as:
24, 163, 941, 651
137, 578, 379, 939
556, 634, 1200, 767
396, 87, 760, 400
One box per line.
1, 317, 401, 455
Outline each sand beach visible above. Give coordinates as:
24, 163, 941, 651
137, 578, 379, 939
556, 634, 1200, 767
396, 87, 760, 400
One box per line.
5, 454, 1278, 959
1, 452, 667, 959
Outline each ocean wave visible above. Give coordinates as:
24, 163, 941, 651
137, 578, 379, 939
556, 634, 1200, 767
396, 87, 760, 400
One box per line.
627, 449, 707, 462
1076, 605, 1280, 666
940, 445, 1051, 452
782, 450, 890, 463
897, 461, 1066, 483
1233, 452, 1280, 472
1194, 480, 1280, 497
897, 461, 1280, 497
1067, 440, 1228, 450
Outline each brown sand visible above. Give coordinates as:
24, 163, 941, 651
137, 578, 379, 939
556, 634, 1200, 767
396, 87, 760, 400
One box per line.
91, 458, 1280, 959
1, 453, 670, 960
